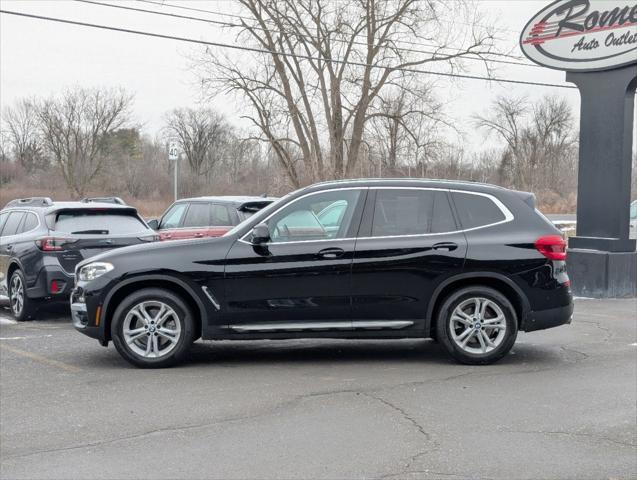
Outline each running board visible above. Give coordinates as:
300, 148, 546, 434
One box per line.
230, 320, 414, 333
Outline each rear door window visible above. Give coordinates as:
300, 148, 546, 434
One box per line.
54, 211, 147, 235
159, 203, 188, 229
0, 212, 25, 237
371, 189, 455, 237
182, 203, 210, 228
451, 192, 506, 230
210, 204, 232, 226
0, 212, 9, 235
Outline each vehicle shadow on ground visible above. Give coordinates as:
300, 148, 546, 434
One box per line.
0, 301, 69, 322
176, 339, 566, 368
76, 338, 567, 370
2, 302, 569, 370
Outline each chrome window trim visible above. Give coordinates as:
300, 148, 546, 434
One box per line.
0, 209, 42, 238
238, 185, 514, 246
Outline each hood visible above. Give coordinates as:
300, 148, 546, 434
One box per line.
76, 234, 234, 273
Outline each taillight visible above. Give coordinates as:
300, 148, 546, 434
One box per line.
535, 235, 567, 261
35, 237, 77, 251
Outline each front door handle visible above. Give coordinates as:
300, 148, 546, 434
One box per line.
432, 242, 458, 251
317, 247, 345, 259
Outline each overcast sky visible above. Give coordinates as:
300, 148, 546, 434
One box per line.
0, 0, 585, 153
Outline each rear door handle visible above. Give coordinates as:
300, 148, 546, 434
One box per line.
317, 247, 345, 259
432, 242, 458, 251
6, 245, 13, 251
194, 232, 204, 238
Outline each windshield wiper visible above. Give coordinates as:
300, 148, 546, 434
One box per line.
71, 229, 109, 235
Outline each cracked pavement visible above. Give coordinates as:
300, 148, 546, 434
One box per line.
1, 298, 635, 479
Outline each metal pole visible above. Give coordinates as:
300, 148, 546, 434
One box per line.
173, 158, 178, 201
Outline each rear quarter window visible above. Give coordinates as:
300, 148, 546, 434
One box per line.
54, 211, 147, 235
452, 192, 507, 230
21, 212, 39, 232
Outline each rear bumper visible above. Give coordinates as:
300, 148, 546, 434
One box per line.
523, 302, 574, 332
26, 266, 74, 300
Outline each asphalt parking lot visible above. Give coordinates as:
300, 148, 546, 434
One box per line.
0, 298, 635, 480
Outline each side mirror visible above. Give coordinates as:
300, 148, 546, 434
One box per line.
147, 219, 159, 230
251, 223, 270, 244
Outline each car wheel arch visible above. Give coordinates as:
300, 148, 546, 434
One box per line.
101, 274, 207, 342
6, 260, 23, 284
426, 272, 530, 338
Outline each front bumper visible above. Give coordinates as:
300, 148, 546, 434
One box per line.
523, 302, 574, 332
71, 300, 104, 342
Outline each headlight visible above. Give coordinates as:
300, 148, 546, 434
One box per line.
78, 262, 114, 282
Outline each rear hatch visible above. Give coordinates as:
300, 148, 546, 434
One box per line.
43, 208, 156, 273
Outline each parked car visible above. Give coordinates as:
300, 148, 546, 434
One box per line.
0, 197, 157, 320
148, 196, 276, 241
630, 200, 637, 236
71, 179, 573, 368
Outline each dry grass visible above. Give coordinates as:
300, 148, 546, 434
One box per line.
2, 173, 581, 217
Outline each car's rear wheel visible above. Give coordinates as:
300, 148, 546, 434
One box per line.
436, 286, 518, 365
111, 288, 196, 368
8, 270, 37, 321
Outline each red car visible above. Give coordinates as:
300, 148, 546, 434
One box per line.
148, 196, 276, 241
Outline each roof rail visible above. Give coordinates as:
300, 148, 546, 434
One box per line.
81, 197, 126, 205
4, 197, 53, 208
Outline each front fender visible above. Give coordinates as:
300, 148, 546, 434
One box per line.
98, 272, 211, 339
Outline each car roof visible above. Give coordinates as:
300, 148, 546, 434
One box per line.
174, 195, 277, 206
301, 178, 510, 195
2, 201, 138, 214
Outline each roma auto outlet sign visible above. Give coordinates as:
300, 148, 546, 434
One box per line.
520, 0, 637, 71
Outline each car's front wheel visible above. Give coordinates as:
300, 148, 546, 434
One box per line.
111, 288, 197, 368
8, 270, 37, 321
436, 286, 518, 365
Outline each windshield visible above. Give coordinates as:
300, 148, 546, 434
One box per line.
54, 211, 148, 235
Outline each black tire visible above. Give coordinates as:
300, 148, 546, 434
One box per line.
111, 288, 197, 368
435, 286, 518, 365
8, 269, 37, 321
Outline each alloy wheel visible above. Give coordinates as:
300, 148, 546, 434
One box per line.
10, 274, 24, 316
449, 297, 507, 355
122, 301, 182, 359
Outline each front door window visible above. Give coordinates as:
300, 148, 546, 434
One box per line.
267, 190, 361, 243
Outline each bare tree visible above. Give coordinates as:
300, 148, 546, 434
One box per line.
37, 87, 133, 197
473, 95, 577, 193
195, 0, 504, 187
2, 98, 48, 173
164, 108, 233, 177
367, 81, 448, 176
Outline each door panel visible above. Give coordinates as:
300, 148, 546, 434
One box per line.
221, 188, 367, 331
0, 212, 26, 294
222, 238, 357, 328
351, 188, 467, 329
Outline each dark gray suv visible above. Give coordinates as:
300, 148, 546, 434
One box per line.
0, 197, 157, 320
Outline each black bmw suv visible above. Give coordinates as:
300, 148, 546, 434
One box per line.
71, 179, 573, 367
0, 197, 157, 320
